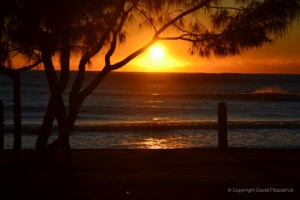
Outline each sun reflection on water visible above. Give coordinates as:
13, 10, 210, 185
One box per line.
142, 138, 168, 149
138, 136, 189, 149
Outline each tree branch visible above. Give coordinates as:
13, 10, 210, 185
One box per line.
76, 0, 135, 101
105, 2, 135, 66
0, 59, 42, 76
78, 66, 111, 101
135, 6, 157, 32
156, 0, 212, 35
158, 35, 201, 42
109, 0, 213, 71
110, 37, 157, 71
158, 32, 219, 42
206, 6, 243, 11
17, 59, 42, 73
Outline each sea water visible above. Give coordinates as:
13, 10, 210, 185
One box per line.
0, 71, 300, 149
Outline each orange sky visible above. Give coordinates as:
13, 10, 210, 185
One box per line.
23, 16, 297, 74
105, 21, 300, 74
10, 3, 300, 74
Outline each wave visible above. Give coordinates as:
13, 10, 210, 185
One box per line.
9, 120, 300, 134
252, 87, 291, 95
93, 92, 300, 102
75, 121, 300, 131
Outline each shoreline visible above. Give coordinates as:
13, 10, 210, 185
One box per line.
1, 148, 299, 199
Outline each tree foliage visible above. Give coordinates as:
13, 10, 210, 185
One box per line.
1, 0, 300, 162
0, 0, 42, 161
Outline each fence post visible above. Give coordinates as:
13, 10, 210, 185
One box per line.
0, 100, 4, 149
218, 102, 228, 150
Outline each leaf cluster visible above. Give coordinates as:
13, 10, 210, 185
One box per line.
190, 0, 300, 57
2, 0, 300, 66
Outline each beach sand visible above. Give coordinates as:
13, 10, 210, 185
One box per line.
0, 148, 300, 199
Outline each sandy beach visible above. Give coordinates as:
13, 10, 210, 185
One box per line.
0, 148, 300, 199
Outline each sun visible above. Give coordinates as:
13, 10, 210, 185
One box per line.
131, 43, 190, 72
150, 46, 164, 60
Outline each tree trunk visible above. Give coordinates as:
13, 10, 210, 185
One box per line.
54, 103, 80, 172
13, 72, 22, 163
36, 36, 70, 159
35, 96, 56, 156
37, 52, 72, 165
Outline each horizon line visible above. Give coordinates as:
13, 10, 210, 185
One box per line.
28, 69, 300, 75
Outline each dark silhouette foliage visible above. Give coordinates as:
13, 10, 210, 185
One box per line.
1, 0, 299, 164
0, 0, 41, 162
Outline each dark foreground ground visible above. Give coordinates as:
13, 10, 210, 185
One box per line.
0, 148, 300, 200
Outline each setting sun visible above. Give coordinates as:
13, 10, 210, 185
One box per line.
130, 43, 190, 72
150, 46, 164, 60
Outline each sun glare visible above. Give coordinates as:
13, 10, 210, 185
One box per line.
150, 46, 164, 60
130, 43, 190, 72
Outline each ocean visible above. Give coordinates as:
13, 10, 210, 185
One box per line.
1, 71, 300, 149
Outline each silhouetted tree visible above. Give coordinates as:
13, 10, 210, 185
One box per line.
0, 0, 41, 162
7, 0, 300, 165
